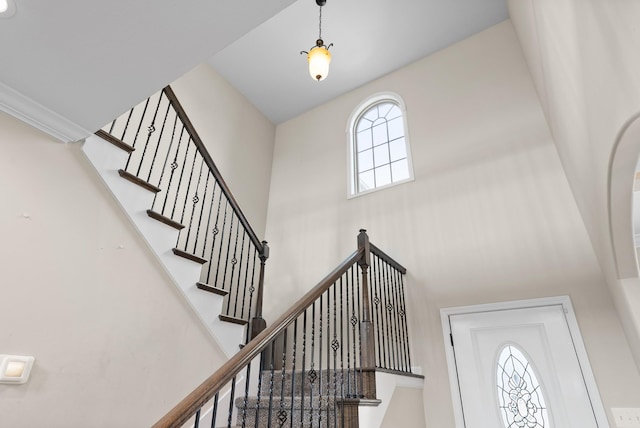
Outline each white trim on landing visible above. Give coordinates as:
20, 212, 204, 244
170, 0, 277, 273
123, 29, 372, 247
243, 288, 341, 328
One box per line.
0, 81, 90, 143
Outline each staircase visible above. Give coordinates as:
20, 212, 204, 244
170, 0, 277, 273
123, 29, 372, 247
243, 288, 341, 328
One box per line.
82, 87, 268, 357
83, 86, 423, 427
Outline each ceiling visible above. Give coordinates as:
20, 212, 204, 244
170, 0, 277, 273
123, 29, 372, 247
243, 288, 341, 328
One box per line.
209, 0, 508, 124
0, 0, 295, 139
0, 0, 507, 140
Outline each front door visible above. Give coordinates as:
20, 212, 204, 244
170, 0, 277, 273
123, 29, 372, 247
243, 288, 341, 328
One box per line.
442, 298, 608, 427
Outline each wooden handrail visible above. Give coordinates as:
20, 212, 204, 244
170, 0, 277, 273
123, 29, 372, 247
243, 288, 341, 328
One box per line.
370, 243, 406, 274
162, 86, 264, 253
153, 249, 364, 428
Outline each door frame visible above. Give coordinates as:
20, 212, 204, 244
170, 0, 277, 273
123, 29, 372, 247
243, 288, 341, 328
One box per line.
440, 296, 609, 427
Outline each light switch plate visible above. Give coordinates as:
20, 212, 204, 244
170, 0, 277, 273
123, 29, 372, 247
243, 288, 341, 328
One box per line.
612, 408, 640, 427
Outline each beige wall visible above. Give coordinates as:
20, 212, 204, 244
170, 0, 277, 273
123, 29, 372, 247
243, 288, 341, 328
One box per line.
508, 0, 640, 364
380, 387, 426, 428
0, 112, 227, 427
171, 64, 276, 238
263, 20, 640, 425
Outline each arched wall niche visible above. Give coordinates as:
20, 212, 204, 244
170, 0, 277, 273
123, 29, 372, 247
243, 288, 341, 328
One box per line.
609, 112, 640, 279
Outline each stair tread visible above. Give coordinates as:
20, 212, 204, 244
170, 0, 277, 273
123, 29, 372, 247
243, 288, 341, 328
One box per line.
147, 210, 185, 230
95, 130, 135, 153
172, 248, 208, 264
196, 282, 228, 296
219, 314, 249, 325
118, 169, 161, 193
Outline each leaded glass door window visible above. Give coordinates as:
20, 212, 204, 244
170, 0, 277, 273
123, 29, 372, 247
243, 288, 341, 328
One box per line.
446, 302, 606, 428
497, 345, 550, 428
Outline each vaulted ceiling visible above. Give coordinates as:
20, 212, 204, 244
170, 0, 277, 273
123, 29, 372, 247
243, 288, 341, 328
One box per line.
210, 0, 508, 124
0, 0, 507, 140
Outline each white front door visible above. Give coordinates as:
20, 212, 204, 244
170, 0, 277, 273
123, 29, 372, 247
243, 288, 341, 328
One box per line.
442, 297, 609, 428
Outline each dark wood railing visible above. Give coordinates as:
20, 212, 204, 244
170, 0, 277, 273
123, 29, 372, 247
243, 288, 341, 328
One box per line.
153, 230, 414, 428
99, 86, 268, 341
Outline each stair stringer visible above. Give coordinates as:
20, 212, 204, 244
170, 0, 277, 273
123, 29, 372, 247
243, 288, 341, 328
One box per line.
358, 371, 425, 428
82, 134, 245, 358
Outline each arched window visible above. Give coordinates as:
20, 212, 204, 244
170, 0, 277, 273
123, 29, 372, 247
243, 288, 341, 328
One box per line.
347, 93, 413, 198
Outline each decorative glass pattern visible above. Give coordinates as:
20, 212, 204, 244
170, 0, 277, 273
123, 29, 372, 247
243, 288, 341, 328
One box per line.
352, 99, 411, 194
497, 345, 550, 428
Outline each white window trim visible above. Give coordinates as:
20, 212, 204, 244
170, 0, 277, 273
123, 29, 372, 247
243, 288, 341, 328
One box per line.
346, 92, 415, 199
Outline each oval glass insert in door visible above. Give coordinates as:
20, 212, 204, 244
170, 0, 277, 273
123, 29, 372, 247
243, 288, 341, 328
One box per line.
497, 344, 551, 428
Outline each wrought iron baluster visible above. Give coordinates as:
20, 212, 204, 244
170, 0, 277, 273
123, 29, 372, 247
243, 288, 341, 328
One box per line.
346, 266, 353, 397
390, 266, 403, 371
146, 99, 172, 183
318, 292, 323, 427
309, 302, 316, 427
124, 97, 150, 170
213, 200, 229, 288
220, 213, 235, 292
225, 222, 241, 317
178, 146, 199, 228
355, 263, 363, 397
385, 260, 397, 370
235, 231, 247, 319
393, 268, 407, 372
184, 156, 205, 251
399, 272, 412, 372
194, 408, 201, 428
209, 392, 219, 428
254, 353, 265, 428
170, 136, 192, 220
239, 235, 252, 321
152, 112, 180, 212
240, 362, 252, 428
245, 249, 258, 345
161, 125, 186, 217
277, 328, 288, 428
135, 92, 164, 177
379, 255, 388, 368
119, 107, 134, 140
339, 276, 345, 402
300, 309, 307, 427
267, 339, 276, 428
228, 376, 237, 428
200, 178, 218, 258
381, 259, 394, 370
332, 281, 339, 428
206, 186, 224, 284
108, 115, 117, 135
192, 166, 211, 254
373, 255, 383, 368
289, 319, 297, 428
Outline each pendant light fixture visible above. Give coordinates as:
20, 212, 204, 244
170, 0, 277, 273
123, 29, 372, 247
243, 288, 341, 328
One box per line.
300, 0, 333, 82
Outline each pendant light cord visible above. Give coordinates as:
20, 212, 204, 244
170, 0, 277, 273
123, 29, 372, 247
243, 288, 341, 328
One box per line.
318, 5, 323, 40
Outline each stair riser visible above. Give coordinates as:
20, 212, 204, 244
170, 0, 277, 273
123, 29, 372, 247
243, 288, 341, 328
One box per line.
259, 371, 360, 397
238, 408, 339, 428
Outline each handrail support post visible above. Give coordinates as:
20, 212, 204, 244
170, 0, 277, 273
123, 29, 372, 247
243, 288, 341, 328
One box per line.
357, 229, 377, 398
250, 241, 269, 340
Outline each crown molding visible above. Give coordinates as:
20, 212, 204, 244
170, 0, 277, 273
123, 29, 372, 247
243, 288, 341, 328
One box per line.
0, 81, 91, 143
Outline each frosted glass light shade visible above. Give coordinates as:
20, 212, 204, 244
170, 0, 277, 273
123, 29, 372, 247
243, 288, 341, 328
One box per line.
0, 0, 16, 17
308, 46, 332, 81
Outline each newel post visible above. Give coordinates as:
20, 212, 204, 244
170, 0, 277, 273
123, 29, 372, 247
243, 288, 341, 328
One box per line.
357, 229, 377, 398
250, 240, 269, 340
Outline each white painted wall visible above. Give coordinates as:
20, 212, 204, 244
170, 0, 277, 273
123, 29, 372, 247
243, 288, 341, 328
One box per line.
170, 64, 276, 238
0, 112, 228, 427
263, 21, 640, 426
508, 0, 640, 365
